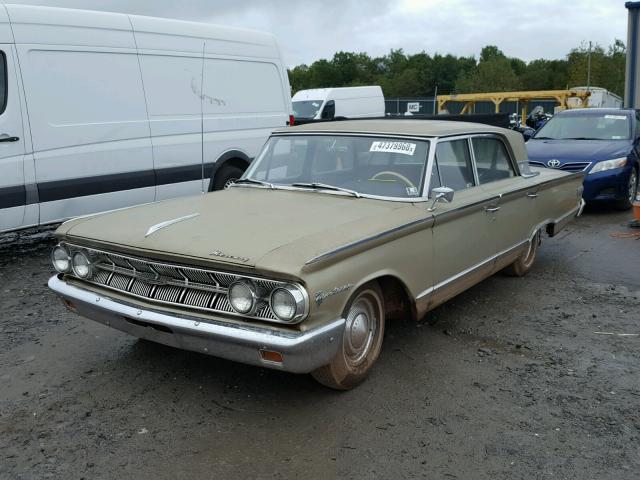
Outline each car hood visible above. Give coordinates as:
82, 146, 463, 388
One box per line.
526, 138, 632, 163
58, 187, 424, 275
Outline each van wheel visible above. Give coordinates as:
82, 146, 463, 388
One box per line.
615, 166, 638, 211
211, 165, 244, 191
503, 230, 540, 277
311, 282, 385, 390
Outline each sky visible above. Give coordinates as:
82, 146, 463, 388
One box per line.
6, 0, 628, 67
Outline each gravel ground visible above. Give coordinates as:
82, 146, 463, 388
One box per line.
0, 208, 639, 480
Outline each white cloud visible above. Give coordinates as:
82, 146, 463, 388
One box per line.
6, 0, 628, 66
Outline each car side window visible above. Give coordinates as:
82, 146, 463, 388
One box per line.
432, 139, 475, 193
472, 137, 515, 184
635, 111, 640, 139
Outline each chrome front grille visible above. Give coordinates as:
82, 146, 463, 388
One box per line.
529, 161, 591, 172
64, 244, 286, 322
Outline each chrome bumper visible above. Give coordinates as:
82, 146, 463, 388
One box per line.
48, 275, 344, 374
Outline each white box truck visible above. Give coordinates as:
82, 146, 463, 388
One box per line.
0, 4, 292, 232
291, 86, 384, 121
567, 87, 623, 108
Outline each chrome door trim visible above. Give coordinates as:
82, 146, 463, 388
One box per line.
415, 238, 528, 300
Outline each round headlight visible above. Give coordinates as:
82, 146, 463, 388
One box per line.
51, 245, 71, 273
71, 251, 92, 279
228, 281, 256, 314
270, 285, 306, 322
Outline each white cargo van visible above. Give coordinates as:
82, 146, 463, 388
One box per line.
292, 86, 384, 121
0, 4, 292, 232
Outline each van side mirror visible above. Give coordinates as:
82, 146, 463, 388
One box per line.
427, 186, 454, 211
321, 100, 335, 120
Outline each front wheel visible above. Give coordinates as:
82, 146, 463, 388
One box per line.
614, 166, 638, 211
311, 282, 385, 390
503, 230, 540, 277
211, 165, 244, 191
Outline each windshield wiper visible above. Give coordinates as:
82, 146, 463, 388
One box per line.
291, 182, 360, 198
533, 136, 556, 140
559, 137, 597, 140
232, 178, 274, 189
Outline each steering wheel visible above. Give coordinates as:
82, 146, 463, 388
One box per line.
370, 171, 417, 190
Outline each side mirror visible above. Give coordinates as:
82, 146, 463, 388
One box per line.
428, 186, 454, 211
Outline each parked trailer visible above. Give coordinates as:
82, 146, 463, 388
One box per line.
0, 4, 292, 233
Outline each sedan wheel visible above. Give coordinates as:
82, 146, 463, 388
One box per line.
503, 230, 540, 277
311, 282, 385, 390
615, 167, 638, 210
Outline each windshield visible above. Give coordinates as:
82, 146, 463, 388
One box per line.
534, 111, 631, 140
292, 100, 323, 119
242, 135, 431, 199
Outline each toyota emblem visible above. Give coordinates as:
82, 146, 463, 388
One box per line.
547, 159, 561, 168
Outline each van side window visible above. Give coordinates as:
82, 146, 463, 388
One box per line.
0, 52, 7, 114
472, 137, 515, 184
433, 139, 475, 192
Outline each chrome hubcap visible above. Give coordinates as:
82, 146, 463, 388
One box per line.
224, 178, 238, 189
629, 170, 638, 203
344, 294, 378, 366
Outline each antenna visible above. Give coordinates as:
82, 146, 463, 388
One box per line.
200, 41, 205, 194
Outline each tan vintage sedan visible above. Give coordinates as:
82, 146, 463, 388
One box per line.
48, 120, 584, 389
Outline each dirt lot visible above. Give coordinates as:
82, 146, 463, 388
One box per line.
0, 208, 639, 480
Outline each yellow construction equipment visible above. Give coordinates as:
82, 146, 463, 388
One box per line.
437, 89, 591, 121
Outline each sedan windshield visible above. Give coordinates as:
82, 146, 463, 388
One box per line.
241, 135, 430, 199
292, 100, 323, 119
534, 112, 631, 140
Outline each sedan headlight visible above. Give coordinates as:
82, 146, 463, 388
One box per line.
228, 281, 257, 314
270, 285, 306, 322
589, 157, 627, 174
51, 245, 71, 273
71, 251, 93, 279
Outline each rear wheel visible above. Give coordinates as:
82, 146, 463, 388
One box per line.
614, 166, 638, 211
211, 164, 244, 191
311, 282, 385, 390
503, 230, 540, 277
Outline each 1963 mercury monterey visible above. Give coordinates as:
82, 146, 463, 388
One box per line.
48, 120, 584, 389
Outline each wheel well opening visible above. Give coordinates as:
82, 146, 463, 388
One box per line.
375, 275, 417, 322
221, 157, 249, 173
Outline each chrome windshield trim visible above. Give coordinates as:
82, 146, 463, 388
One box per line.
243, 134, 434, 203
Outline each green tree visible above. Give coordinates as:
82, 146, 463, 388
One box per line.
455, 46, 521, 93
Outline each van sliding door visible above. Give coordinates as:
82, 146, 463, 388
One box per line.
0, 45, 27, 232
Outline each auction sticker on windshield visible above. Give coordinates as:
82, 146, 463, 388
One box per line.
370, 141, 416, 155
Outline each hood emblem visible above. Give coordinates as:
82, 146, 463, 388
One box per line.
145, 213, 199, 237
209, 250, 250, 263
547, 159, 561, 168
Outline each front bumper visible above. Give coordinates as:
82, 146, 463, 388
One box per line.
583, 168, 632, 202
48, 275, 344, 374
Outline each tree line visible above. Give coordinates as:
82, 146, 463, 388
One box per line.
288, 41, 626, 98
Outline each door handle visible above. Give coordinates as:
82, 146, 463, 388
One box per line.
0, 135, 19, 142
526, 192, 538, 198
484, 206, 501, 213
